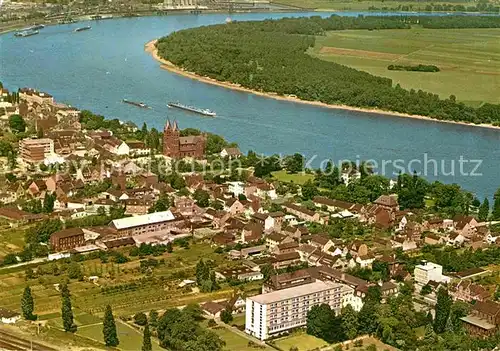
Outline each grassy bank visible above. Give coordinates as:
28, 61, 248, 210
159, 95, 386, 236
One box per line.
310, 27, 500, 106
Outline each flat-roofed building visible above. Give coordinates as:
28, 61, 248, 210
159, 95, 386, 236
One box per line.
19, 138, 54, 164
109, 210, 182, 237
414, 261, 443, 286
245, 281, 352, 340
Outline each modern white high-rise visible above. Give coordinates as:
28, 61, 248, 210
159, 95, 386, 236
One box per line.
245, 281, 352, 340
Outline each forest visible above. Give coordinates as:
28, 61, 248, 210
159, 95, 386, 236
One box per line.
156, 15, 500, 125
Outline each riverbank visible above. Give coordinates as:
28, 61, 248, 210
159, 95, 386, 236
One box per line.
145, 39, 500, 131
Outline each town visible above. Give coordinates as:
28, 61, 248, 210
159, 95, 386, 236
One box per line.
0, 85, 499, 351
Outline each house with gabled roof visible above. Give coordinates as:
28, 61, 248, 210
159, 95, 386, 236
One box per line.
453, 215, 479, 238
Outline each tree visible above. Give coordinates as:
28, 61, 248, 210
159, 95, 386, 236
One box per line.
301, 179, 319, 200
220, 308, 233, 324
43, 192, 55, 213
134, 312, 148, 326
183, 303, 203, 321
449, 302, 469, 332
493, 188, 500, 220
285, 153, 304, 174
478, 197, 489, 221
68, 262, 83, 280
166, 241, 173, 253
434, 287, 452, 333
193, 189, 210, 207
341, 305, 358, 340
261, 264, 276, 282
358, 300, 379, 335
61, 284, 77, 332
420, 284, 432, 296
103, 305, 119, 347
21, 286, 36, 320
9, 114, 26, 133
306, 304, 341, 343
184, 329, 225, 351
149, 310, 159, 329
142, 322, 152, 351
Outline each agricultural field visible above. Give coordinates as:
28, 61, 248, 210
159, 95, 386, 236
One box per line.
271, 0, 479, 10
0, 227, 25, 258
309, 28, 500, 106
0, 241, 261, 317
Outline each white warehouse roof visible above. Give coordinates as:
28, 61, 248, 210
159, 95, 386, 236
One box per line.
111, 210, 175, 230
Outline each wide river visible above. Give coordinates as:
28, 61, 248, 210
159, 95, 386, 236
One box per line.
1, 12, 499, 199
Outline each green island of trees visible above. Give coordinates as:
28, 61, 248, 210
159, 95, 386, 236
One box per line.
156, 15, 500, 125
388, 64, 440, 72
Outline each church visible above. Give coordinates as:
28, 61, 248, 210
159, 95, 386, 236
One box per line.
163, 120, 206, 159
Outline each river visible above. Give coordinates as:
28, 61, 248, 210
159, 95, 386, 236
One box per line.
1, 12, 499, 199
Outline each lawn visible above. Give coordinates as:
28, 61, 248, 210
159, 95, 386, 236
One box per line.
77, 320, 163, 351
273, 333, 328, 351
271, 170, 314, 185
310, 28, 500, 106
231, 313, 246, 327
206, 324, 274, 351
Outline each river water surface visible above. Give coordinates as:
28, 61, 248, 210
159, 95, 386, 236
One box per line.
1, 12, 499, 198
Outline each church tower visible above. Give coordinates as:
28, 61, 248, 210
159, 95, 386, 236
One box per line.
163, 120, 180, 158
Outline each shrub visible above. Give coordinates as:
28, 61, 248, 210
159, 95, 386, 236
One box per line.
133, 312, 148, 326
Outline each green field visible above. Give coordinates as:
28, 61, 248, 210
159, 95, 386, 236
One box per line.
271, 170, 314, 185
209, 325, 274, 351
76, 320, 163, 351
310, 28, 500, 106
273, 333, 328, 351
272, 0, 479, 10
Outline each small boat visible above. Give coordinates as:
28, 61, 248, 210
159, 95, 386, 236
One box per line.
30, 24, 45, 30
74, 26, 91, 32
14, 30, 39, 37
123, 99, 149, 109
167, 102, 216, 117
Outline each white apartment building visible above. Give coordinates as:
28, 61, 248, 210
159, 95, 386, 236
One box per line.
245, 281, 352, 340
414, 261, 443, 286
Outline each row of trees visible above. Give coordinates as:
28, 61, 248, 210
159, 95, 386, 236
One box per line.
388, 64, 440, 72
21, 284, 125, 347
157, 15, 500, 125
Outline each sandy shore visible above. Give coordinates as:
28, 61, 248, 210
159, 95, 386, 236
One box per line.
145, 39, 500, 131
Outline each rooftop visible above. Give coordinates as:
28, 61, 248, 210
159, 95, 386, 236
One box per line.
111, 210, 175, 230
249, 281, 343, 305
461, 315, 496, 330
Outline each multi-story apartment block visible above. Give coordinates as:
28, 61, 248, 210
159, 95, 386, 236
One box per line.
50, 228, 85, 252
19, 138, 54, 163
245, 281, 351, 340
414, 261, 444, 286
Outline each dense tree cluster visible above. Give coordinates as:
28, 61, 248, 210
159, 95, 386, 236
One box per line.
157, 15, 500, 125
157, 306, 225, 351
388, 64, 440, 72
